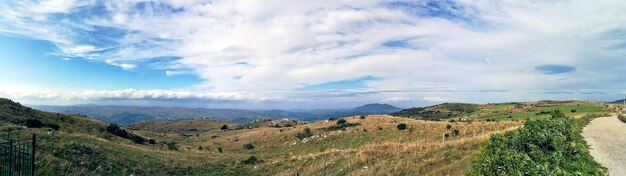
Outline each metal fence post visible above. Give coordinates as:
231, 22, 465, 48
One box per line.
8, 139, 12, 176
31, 134, 36, 176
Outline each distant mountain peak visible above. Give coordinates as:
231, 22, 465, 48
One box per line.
353, 103, 401, 112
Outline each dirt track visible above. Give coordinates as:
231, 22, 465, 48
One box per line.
582, 115, 626, 176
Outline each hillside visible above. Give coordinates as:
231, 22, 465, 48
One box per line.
390, 103, 479, 119
1, 98, 613, 175
126, 118, 236, 134
34, 103, 401, 124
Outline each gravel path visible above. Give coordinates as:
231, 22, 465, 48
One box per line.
582, 115, 626, 176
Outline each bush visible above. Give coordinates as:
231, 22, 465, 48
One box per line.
147, 138, 156, 144
241, 156, 259, 164
467, 118, 604, 175
243, 143, 255, 150
106, 124, 129, 139
446, 124, 452, 129
550, 110, 567, 119
336, 119, 347, 125
130, 135, 145, 144
571, 109, 577, 113
217, 147, 223, 153
452, 129, 459, 136
166, 141, 178, 150
396, 123, 407, 130
221, 125, 229, 130
296, 128, 313, 140
359, 115, 366, 119
45, 123, 61, 130
25, 119, 44, 128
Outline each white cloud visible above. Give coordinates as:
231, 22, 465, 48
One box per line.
3, 1, 626, 107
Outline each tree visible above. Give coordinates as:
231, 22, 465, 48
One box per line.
130, 135, 145, 144
221, 125, 229, 130
396, 123, 407, 130
337, 119, 347, 125
25, 119, 43, 128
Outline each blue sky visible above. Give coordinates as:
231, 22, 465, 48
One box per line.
1, 0, 626, 109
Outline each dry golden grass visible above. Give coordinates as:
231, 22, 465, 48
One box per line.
136, 115, 523, 175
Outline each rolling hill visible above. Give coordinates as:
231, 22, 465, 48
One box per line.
34, 103, 402, 124
1, 98, 612, 175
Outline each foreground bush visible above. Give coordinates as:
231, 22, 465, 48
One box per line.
467, 118, 604, 175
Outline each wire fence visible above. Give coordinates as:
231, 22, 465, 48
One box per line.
0, 132, 36, 176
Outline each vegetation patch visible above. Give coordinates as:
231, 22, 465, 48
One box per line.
321, 122, 360, 131
467, 115, 605, 175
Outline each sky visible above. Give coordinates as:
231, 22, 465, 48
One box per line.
1, 0, 626, 109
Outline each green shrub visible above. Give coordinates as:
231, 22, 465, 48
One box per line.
359, 115, 366, 119
446, 124, 452, 129
241, 156, 259, 164
336, 119, 347, 125
130, 135, 145, 144
396, 123, 407, 130
243, 143, 255, 150
296, 128, 313, 140
166, 141, 178, 150
571, 109, 577, 113
147, 138, 156, 144
467, 118, 604, 175
217, 147, 223, 153
221, 125, 229, 130
25, 119, 43, 128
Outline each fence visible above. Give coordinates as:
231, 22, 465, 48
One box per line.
0, 134, 36, 176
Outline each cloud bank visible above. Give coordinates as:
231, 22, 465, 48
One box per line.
2, 0, 626, 107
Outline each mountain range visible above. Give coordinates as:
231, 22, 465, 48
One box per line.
34, 103, 402, 124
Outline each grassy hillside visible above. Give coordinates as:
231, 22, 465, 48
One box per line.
391, 103, 479, 119
0, 98, 614, 175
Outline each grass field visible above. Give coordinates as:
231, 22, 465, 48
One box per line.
0, 99, 616, 175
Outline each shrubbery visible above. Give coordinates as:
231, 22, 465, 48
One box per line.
243, 143, 255, 150
336, 119, 347, 125
467, 117, 604, 175
106, 124, 147, 144
295, 128, 313, 140
396, 123, 407, 130
241, 156, 260, 164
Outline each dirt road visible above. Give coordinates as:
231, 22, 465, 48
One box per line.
582, 115, 626, 175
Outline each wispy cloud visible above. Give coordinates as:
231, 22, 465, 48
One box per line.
3, 0, 626, 107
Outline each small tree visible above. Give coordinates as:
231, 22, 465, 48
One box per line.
221, 125, 229, 130
337, 119, 347, 125
359, 115, 366, 119
147, 138, 156, 144
130, 135, 145, 144
570, 109, 577, 113
25, 119, 44, 128
243, 143, 255, 150
217, 147, 223, 153
396, 123, 407, 130
446, 124, 452, 129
